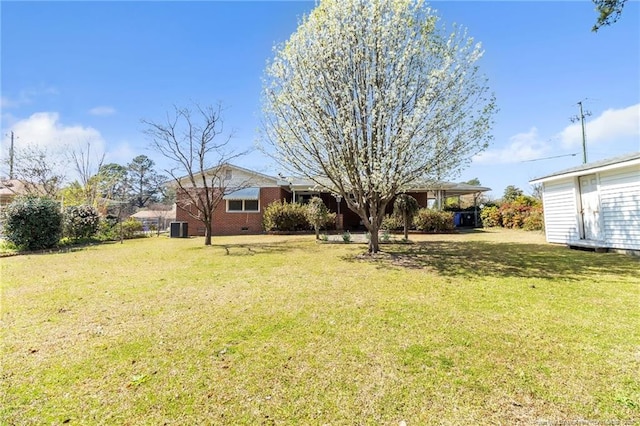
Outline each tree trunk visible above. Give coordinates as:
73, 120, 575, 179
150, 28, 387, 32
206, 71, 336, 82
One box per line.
368, 223, 380, 253
403, 211, 409, 240
204, 221, 212, 246
315, 225, 319, 240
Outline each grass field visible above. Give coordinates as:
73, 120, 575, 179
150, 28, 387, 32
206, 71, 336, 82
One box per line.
1, 229, 638, 425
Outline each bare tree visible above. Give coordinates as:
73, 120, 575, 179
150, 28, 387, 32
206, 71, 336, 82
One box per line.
142, 103, 247, 245
262, 0, 496, 253
10, 145, 66, 197
68, 142, 106, 206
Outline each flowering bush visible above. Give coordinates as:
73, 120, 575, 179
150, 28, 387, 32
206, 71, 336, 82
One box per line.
480, 206, 501, 228
63, 205, 100, 240
482, 195, 544, 231
523, 206, 544, 231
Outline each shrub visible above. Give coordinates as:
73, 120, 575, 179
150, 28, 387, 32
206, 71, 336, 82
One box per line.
381, 214, 402, 231
2, 196, 63, 251
499, 203, 527, 229
96, 216, 119, 241
342, 230, 352, 242
263, 201, 310, 232
480, 206, 501, 228
499, 196, 541, 229
413, 209, 454, 232
63, 205, 100, 240
523, 206, 544, 231
120, 219, 144, 239
305, 197, 337, 238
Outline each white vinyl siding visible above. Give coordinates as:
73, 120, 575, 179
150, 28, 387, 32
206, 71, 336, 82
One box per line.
541, 178, 579, 244
598, 166, 640, 250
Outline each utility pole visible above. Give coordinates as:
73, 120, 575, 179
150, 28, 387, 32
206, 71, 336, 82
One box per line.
9, 131, 15, 179
570, 101, 591, 164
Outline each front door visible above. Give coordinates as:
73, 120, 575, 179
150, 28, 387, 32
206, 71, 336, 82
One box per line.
578, 174, 601, 241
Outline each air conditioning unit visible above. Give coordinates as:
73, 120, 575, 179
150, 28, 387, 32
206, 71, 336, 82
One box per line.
170, 222, 188, 238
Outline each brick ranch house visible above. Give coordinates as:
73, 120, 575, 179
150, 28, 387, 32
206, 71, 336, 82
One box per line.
174, 164, 490, 236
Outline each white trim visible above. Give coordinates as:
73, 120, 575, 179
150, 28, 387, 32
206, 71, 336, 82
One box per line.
531, 157, 640, 184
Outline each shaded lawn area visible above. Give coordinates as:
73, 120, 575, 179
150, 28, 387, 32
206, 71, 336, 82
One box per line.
1, 230, 638, 425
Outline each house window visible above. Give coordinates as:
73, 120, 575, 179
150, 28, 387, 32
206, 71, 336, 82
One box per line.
227, 199, 259, 212
224, 187, 260, 212
228, 200, 243, 211
225, 169, 233, 180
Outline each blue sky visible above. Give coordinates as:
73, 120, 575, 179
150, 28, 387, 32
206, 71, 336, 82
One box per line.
2, 1, 639, 199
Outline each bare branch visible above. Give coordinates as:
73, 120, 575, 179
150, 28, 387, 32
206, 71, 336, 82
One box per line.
143, 103, 250, 245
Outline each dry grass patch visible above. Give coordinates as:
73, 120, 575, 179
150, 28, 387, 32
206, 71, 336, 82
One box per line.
1, 230, 638, 424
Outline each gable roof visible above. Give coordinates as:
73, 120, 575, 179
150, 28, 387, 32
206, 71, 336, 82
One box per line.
0, 179, 28, 198
530, 151, 640, 184
173, 163, 279, 187
130, 204, 177, 220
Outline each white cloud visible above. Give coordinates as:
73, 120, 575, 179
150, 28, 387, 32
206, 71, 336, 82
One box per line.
3, 112, 105, 155
559, 103, 640, 148
473, 127, 551, 164
1, 87, 59, 109
105, 141, 136, 165
88, 106, 117, 116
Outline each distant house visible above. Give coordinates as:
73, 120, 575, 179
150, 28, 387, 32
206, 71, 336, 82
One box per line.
174, 164, 491, 236
130, 204, 177, 230
0, 179, 28, 211
530, 152, 640, 253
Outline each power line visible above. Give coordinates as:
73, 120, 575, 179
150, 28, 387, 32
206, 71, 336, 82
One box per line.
522, 153, 578, 163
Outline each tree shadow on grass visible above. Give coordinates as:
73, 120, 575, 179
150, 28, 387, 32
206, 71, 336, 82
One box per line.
187, 241, 299, 257
346, 240, 640, 280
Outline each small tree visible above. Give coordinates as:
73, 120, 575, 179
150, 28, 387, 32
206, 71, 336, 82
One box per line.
502, 185, 524, 203
143, 103, 248, 246
2, 196, 63, 250
68, 142, 106, 206
393, 194, 419, 240
306, 196, 330, 240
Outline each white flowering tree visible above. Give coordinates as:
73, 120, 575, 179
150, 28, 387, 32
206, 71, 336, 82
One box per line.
262, 0, 496, 253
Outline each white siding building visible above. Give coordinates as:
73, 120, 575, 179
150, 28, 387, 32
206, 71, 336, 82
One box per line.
530, 152, 640, 253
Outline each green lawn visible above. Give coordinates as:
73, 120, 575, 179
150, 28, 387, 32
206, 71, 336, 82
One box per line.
1, 230, 638, 425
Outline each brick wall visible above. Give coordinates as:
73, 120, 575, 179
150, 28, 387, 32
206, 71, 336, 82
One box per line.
407, 192, 429, 208
174, 187, 286, 236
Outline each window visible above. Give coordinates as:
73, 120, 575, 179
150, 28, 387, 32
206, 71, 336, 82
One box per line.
228, 200, 243, 211
224, 187, 260, 212
227, 199, 259, 212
